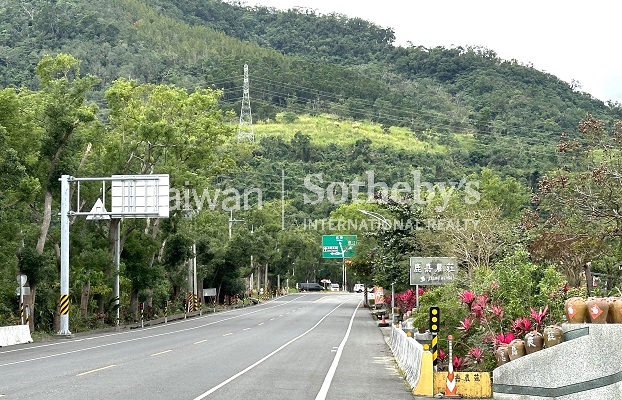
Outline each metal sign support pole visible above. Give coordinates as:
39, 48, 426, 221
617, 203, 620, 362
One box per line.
416, 284, 420, 309
114, 219, 121, 327
19, 279, 24, 325
59, 175, 71, 336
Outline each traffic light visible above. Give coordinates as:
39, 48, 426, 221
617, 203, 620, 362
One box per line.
164, 300, 168, 309
139, 302, 144, 311
429, 306, 440, 333
182, 298, 187, 310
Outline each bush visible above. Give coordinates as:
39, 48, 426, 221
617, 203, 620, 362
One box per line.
405, 248, 571, 372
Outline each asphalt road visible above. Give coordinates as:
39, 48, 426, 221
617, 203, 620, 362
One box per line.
0, 293, 414, 400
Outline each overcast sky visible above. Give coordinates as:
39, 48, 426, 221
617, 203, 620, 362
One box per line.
250, 0, 622, 104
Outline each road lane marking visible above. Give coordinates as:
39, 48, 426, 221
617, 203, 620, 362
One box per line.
279, 315, 283, 317
150, 350, 172, 357
0, 295, 308, 362
258, 322, 264, 326
270, 318, 275, 321
223, 333, 233, 337
315, 301, 361, 400
77, 364, 116, 376
0, 295, 311, 368
243, 328, 251, 331
193, 299, 351, 400
194, 340, 208, 344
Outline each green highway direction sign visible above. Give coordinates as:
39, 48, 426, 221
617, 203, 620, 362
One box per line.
322, 235, 357, 258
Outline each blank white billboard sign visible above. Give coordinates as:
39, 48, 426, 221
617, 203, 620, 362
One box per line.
111, 174, 169, 218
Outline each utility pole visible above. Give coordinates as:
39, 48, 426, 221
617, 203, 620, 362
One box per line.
228, 210, 244, 240
281, 169, 285, 230
237, 64, 254, 142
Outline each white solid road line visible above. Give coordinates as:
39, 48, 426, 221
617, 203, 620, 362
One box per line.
192, 299, 351, 400
315, 301, 360, 400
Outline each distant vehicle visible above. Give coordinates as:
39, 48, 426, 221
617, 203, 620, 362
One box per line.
353, 283, 365, 293
298, 283, 324, 291
330, 283, 340, 291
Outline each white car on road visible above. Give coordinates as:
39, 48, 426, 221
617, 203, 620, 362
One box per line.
330, 283, 340, 291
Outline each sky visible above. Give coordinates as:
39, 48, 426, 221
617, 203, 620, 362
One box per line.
250, 0, 622, 104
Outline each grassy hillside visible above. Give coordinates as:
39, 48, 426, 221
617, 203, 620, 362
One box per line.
254, 113, 449, 153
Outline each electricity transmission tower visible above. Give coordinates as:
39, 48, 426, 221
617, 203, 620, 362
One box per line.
237, 64, 254, 142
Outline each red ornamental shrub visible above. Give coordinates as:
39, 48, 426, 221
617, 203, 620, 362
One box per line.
385, 288, 426, 312
467, 347, 485, 364
458, 290, 476, 307
511, 317, 532, 336
495, 332, 515, 345
457, 317, 473, 331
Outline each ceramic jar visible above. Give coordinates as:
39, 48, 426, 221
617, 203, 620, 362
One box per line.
543, 325, 564, 348
524, 331, 544, 354
586, 297, 609, 323
495, 345, 510, 366
508, 339, 526, 361
607, 297, 622, 323
565, 297, 587, 323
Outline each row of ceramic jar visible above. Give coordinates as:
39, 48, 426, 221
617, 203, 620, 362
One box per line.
565, 297, 622, 324
496, 325, 564, 366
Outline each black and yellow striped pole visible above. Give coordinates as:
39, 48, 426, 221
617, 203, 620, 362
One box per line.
140, 302, 144, 328
19, 301, 24, 325
25, 305, 30, 328
164, 300, 168, 324
429, 306, 440, 371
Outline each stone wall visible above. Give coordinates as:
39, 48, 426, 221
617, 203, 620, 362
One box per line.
493, 324, 622, 399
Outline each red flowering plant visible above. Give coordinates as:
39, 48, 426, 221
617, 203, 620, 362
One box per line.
467, 347, 486, 371
495, 332, 515, 346
530, 305, 548, 331
511, 317, 532, 337
385, 287, 426, 313
452, 355, 468, 372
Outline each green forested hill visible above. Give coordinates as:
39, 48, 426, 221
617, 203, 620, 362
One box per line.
2, 0, 620, 155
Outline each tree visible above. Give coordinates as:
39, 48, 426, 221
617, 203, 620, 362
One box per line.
19, 54, 99, 330
532, 114, 622, 287
88, 78, 234, 314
